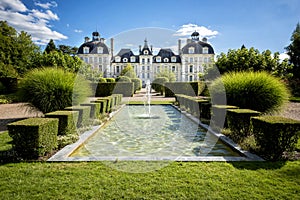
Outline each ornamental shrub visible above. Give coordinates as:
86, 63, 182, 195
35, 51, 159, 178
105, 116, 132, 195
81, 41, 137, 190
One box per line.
165, 81, 205, 97
116, 76, 131, 82
105, 78, 115, 82
210, 71, 290, 113
152, 77, 169, 95
251, 116, 300, 160
45, 110, 79, 135
65, 105, 91, 127
99, 77, 107, 83
227, 109, 261, 142
18, 68, 91, 113
8, 118, 58, 159
131, 78, 142, 93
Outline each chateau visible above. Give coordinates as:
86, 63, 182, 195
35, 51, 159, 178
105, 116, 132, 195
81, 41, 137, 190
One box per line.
77, 30, 215, 84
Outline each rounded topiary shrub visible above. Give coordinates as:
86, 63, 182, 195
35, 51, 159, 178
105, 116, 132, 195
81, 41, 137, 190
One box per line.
210, 71, 290, 113
131, 78, 142, 92
18, 67, 91, 113
105, 78, 115, 83
152, 77, 169, 95
116, 76, 131, 83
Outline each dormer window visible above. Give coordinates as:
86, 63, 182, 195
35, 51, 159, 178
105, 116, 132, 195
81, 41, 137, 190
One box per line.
188, 47, 194, 54
156, 57, 161, 62
203, 47, 208, 54
97, 47, 103, 54
171, 56, 176, 62
130, 56, 136, 62
144, 50, 149, 55
115, 56, 121, 62
83, 47, 89, 54
163, 58, 169, 62
123, 58, 128, 62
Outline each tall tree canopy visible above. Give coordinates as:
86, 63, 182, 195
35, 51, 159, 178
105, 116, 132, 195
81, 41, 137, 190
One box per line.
44, 39, 57, 54
0, 21, 39, 77
286, 22, 300, 79
155, 68, 176, 82
215, 46, 292, 79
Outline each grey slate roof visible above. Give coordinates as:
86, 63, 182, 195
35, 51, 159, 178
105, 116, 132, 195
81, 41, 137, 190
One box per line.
153, 48, 181, 63
77, 41, 110, 54
112, 49, 139, 63
181, 40, 214, 54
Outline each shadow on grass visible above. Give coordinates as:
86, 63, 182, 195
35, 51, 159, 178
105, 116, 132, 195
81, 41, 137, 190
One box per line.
230, 161, 287, 170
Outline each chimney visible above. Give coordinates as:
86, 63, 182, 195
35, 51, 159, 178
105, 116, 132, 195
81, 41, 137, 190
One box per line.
110, 38, 114, 57
139, 45, 142, 53
84, 37, 90, 43
202, 37, 208, 43
187, 38, 191, 44
178, 39, 181, 55
150, 45, 153, 53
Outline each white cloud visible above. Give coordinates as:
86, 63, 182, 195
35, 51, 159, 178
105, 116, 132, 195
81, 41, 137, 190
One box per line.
31, 9, 59, 20
0, 0, 27, 12
0, 0, 67, 45
174, 23, 219, 39
74, 29, 83, 33
34, 1, 58, 9
279, 52, 290, 61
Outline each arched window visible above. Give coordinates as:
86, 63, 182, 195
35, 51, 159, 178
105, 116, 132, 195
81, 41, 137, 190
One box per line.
163, 58, 169, 62
123, 58, 128, 62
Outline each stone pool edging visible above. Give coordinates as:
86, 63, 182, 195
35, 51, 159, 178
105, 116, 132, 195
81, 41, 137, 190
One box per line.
48, 104, 264, 162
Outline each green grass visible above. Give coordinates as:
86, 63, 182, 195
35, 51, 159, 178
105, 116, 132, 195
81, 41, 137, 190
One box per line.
0, 161, 299, 199
1, 130, 300, 199
289, 97, 300, 102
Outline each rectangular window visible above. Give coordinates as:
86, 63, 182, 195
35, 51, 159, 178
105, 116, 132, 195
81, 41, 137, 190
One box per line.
190, 57, 193, 63
203, 47, 208, 54
142, 58, 145, 64
157, 66, 160, 72
147, 73, 150, 78
147, 58, 150, 63
189, 75, 193, 82
142, 73, 145, 78
116, 66, 120, 73
99, 57, 102, 63
172, 66, 176, 72
189, 65, 193, 73
147, 66, 150, 71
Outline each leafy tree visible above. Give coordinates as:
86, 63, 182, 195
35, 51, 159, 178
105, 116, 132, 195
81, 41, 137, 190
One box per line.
44, 39, 57, 54
215, 47, 292, 79
32, 51, 84, 73
120, 63, 136, 78
0, 21, 39, 77
58, 45, 78, 55
285, 23, 300, 96
155, 68, 176, 82
286, 22, 300, 78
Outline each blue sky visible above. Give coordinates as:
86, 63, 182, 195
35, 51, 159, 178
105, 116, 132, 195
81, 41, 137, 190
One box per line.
1, 0, 300, 57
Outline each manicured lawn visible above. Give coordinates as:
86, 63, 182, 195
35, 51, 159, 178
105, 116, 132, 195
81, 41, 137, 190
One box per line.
0, 161, 299, 199
1, 129, 299, 199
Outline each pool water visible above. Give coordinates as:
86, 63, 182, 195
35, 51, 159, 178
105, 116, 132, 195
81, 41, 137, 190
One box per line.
70, 105, 240, 158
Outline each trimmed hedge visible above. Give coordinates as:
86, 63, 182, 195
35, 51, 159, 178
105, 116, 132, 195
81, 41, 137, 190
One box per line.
96, 82, 134, 97
152, 77, 169, 95
211, 105, 239, 131
251, 116, 300, 160
165, 81, 205, 97
116, 76, 131, 82
105, 78, 115, 82
80, 103, 100, 119
131, 78, 142, 93
96, 97, 113, 113
65, 106, 91, 127
91, 99, 107, 114
45, 111, 79, 136
7, 118, 58, 159
227, 109, 261, 142
113, 82, 134, 97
